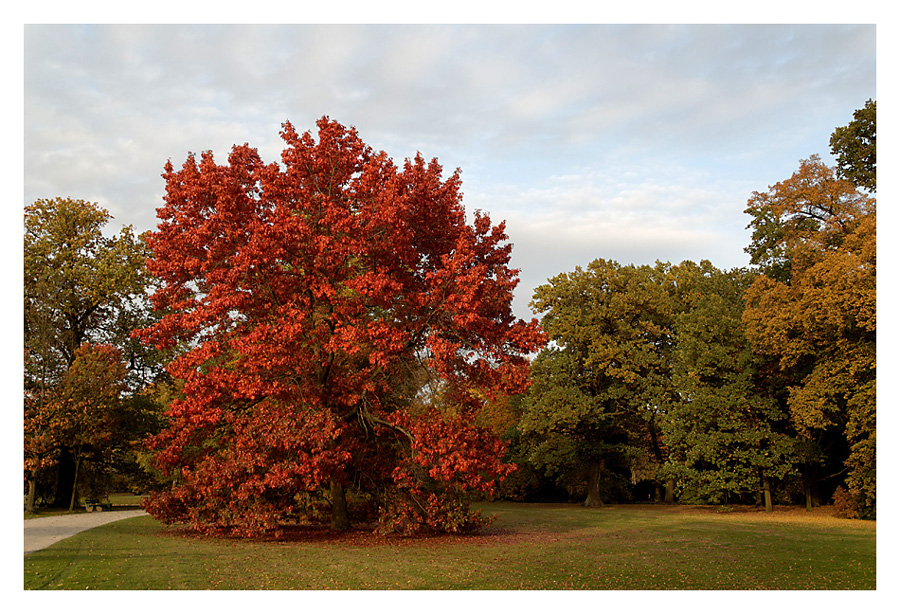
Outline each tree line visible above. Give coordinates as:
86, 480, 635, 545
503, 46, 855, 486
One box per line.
503, 100, 875, 518
23, 101, 875, 530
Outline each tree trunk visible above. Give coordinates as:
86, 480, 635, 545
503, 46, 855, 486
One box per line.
26, 478, 36, 512
53, 448, 76, 508
803, 461, 819, 511
584, 459, 604, 507
664, 478, 675, 504
68, 455, 81, 512
762, 473, 773, 513
330, 478, 351, 531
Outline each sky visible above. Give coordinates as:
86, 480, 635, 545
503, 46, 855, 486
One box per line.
21, 20, 879, 320
9, 7, 898, 608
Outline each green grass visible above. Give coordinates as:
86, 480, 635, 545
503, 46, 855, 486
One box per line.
23, 502, 875, 590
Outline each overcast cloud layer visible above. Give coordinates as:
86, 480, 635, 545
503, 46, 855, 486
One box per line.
24, 24, 876, 319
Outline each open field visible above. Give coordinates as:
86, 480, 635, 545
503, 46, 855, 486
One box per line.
24, 502, 875, 590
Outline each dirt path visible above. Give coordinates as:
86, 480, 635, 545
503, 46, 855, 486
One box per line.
24, 510, 148, 555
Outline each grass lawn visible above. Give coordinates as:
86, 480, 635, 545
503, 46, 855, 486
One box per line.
23, 502, 875, 590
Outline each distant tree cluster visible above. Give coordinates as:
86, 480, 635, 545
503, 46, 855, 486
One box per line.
503, 101, 875, 518
23, 102, 874, 530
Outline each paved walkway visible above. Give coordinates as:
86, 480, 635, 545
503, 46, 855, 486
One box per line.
24, 510, 148, 555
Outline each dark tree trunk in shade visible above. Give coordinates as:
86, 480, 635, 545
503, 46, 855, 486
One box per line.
330, 478, 351, 531
53, 448, 76, 508
584, 458, 604, 508
804, 461, 820, 511
665, 478, 675, 504
762, 474, 773, 513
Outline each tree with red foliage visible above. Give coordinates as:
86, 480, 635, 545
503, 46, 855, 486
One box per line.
135, 118, 545, 536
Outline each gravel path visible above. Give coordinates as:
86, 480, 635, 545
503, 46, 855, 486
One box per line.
24, 510, 148, 555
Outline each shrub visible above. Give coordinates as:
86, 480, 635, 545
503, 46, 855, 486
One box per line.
832, 486, 860, 519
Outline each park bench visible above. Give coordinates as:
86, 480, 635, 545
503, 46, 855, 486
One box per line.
84, 497, 112, 512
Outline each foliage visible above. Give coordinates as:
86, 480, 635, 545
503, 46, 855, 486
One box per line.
24, 343, 128, 505
107, 378, 180, 494
742, 155, 876, 514
519, 258, 805, 509
519, 259, 675, 506
662, 261, 796, 506
24, 197, 158, 389
135, 117, 545, 536
830, 486, 862, 520
56, 343, 126, 450
829, 99, 875, 192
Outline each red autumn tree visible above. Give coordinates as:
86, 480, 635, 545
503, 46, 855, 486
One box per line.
135, 117, 545, 536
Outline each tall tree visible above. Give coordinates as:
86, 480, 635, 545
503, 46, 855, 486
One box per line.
662, 261, 796, 511
519, 259, 676, 506
742, 156, 875, 514
135, 117, 544, 536
24, 197, 155, 506
24, 198, 153, 373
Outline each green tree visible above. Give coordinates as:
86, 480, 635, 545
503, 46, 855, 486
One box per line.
743, 157, 876, 515
662, 261, 796, 510
830, 99, 875, 192
519, 259, 676, 506
24, 197, 156, 382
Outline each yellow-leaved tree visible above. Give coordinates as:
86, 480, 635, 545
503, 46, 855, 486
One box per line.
742, 151, 875, 516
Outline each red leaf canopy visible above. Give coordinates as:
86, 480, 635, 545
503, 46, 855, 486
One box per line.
135, 118, 545, 535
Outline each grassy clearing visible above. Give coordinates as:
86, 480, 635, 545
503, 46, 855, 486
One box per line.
23, 502, 875, 590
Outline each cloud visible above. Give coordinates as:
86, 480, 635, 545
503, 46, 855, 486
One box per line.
464, 164, 759, 317
25, 24, 874, 174
23, 24, 875, 319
